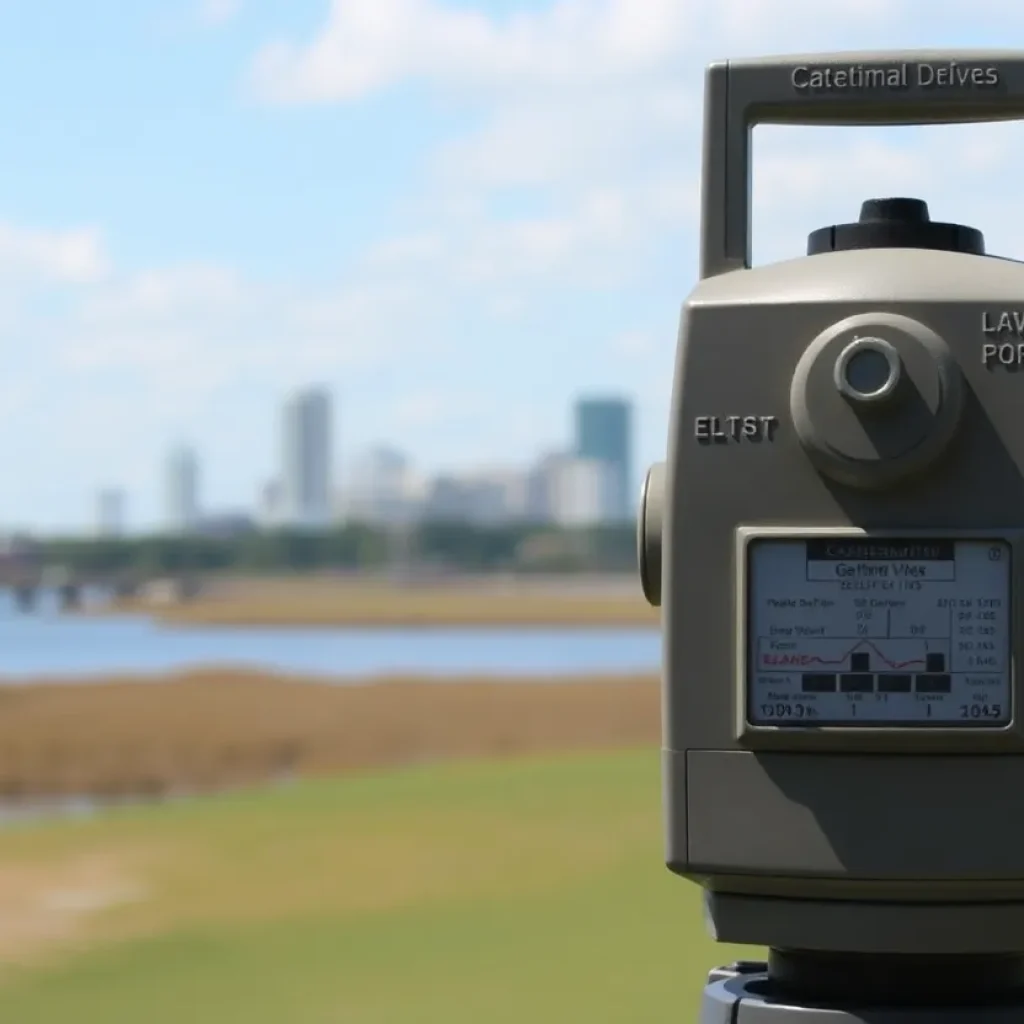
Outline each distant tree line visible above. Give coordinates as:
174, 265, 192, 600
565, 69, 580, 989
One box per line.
35, 522, 639, 578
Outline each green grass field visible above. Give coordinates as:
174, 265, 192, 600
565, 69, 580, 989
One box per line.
0, 749, 758, 1023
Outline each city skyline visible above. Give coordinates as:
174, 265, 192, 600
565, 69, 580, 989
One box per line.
75, 387, 636, 539
2, 5, 1023, 531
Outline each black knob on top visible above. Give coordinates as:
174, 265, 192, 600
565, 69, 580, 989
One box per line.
807, 197, 985, 256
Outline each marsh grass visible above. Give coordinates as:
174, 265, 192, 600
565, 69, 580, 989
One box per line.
0, 671, 659, 799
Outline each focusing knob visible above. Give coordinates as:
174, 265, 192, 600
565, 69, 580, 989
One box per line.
807, 197, 985, 256
790, 313, 964, 489
637, 463, 665, 607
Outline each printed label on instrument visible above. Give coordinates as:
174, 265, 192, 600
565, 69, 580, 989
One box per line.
746, 538, 1012, 727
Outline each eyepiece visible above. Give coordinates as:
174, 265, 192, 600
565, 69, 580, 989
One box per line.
834, 336, 902, 404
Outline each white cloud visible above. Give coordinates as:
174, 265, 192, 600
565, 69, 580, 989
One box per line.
52, 264, 428, 396
233, 2, 1024, 498
430, 84, 695, 190
249, 0, 682, 103
0, 223, 107, 285
0, 237, 461, 528
0, 243, 441, 443
253, 0, 970, 104
197, 0, 242, 27
241, 3, 1024, 328
78, 264, 243, 323
364, 233, 445, 268
16, 0, 1024, 529
248, 0, 1024, 238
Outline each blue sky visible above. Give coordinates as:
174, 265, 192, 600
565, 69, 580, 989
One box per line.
5, 0, 1024, 532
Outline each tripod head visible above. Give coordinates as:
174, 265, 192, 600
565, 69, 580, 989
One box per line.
637, 49, 1024, 1018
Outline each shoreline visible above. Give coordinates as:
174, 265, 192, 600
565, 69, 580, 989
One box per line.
91, 577, 659, 629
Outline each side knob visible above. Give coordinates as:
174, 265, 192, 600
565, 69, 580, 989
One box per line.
638, 463, 665, 607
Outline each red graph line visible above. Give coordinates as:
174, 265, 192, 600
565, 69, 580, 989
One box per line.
762, 638, 927, 671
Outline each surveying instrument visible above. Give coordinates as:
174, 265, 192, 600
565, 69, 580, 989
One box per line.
638, 50, 1024, 1022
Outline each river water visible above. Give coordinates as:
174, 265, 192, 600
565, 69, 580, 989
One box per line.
0, 590, 660, 680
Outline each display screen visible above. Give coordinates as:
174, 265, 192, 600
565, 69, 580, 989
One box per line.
746, 538, 1012, 727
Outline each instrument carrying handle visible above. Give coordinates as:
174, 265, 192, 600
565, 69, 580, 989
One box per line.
700, 51, 1024, 277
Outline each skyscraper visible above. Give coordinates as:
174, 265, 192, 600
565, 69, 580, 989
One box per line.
281, 386, 333, 527
166, 444, 200, 534
96, 488, 125, 538
573, 396, 634, 522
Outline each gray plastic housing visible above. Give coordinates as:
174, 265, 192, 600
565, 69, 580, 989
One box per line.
661, 49, 1024, 956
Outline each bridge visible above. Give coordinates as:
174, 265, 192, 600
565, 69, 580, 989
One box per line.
0, 551, 201, 613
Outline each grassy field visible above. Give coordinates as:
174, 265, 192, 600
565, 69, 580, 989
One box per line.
0, 748, 756, 1023
0, 671, 659, 798
107, 575, 659, 628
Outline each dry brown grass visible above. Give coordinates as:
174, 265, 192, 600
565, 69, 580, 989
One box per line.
0, 670, 659, 799
104, 576, 658, 628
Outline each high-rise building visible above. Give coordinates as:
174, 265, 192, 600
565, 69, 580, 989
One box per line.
96, 488, 126, 538
166, 444, 200, 534
544, 454, 616, 527
281, 386, 333, 528
345, 446, 416, 525
573, 396, 634, 522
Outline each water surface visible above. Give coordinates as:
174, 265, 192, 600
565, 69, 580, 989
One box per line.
0, 591, 659, 680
